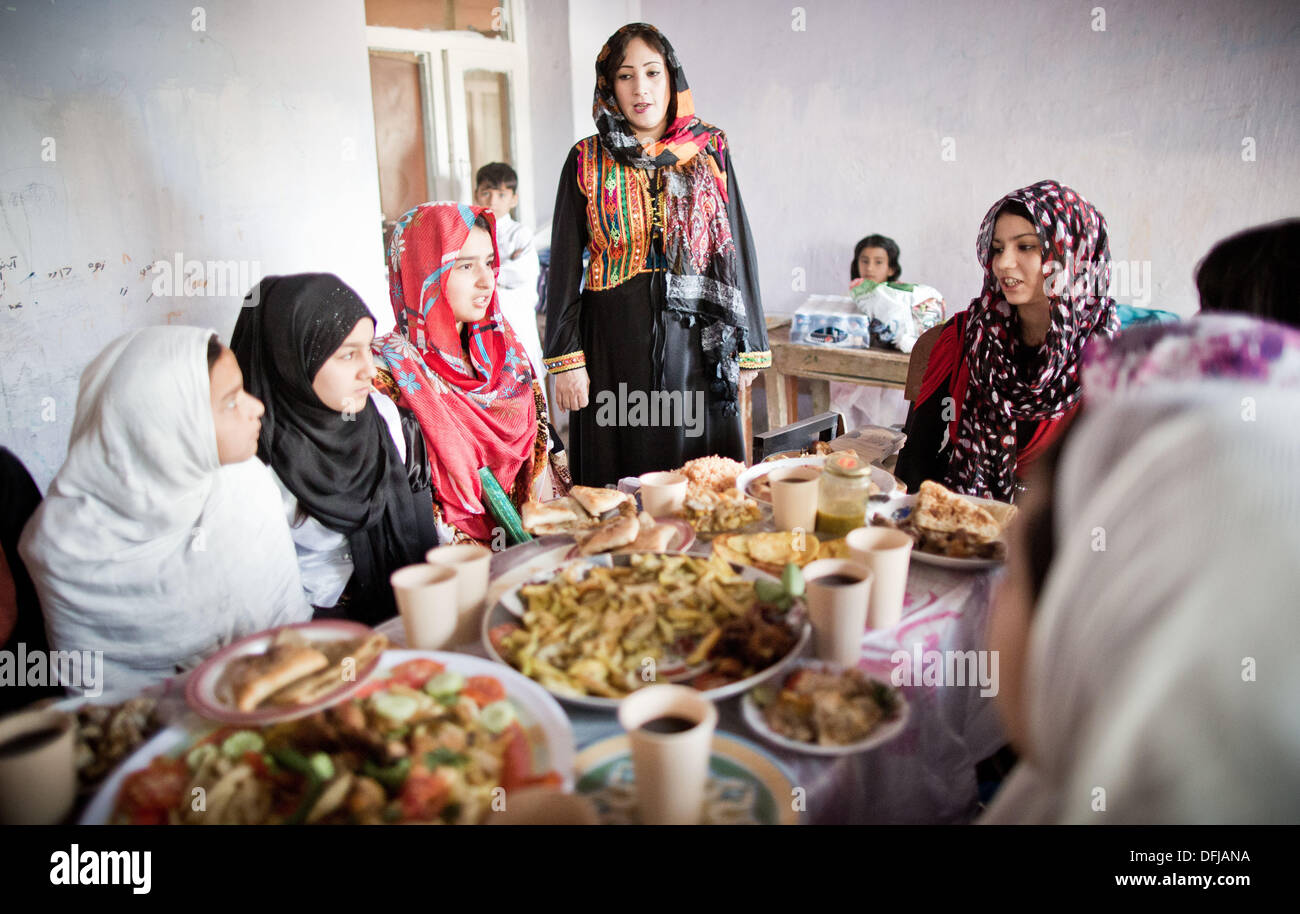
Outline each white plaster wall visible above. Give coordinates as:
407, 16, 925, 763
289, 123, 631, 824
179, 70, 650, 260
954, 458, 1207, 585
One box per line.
639, 0, 1300, 317
0, 0, 387, 487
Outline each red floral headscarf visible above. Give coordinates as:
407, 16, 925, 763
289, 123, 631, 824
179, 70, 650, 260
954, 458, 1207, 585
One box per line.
372, 202, 536, 541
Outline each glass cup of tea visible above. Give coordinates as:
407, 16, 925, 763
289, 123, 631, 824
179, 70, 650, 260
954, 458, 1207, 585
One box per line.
617, 684, 717, 825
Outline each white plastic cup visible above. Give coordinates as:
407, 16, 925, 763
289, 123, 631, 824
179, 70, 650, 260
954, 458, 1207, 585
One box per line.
390, 563, 458, 650
426, 543, 492, 646
617, 684, 717, 825
802, 558, 873, 668
638, 471, 688, 517
846, 526, 914, 630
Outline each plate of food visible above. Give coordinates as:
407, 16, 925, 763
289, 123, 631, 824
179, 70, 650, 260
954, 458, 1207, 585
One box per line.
564, 514, 695, 559
666, 455, 767, 537
482, 553, 811, 712
521, 485, 636, 537
710, 530, 821, 574
740, 660, 910, 757
81, 651, 575, 825
185, 620, 389, 725
736, 456, 901, 505
868, 480, 1016, 569
574, 731, 801, 825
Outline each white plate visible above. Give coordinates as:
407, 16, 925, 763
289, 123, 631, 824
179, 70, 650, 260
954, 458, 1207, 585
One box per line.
481, 554, 811, 712
80, 649, 577, 824
737, 456, 900, 505
740, 659, 910, 757
868, 494, 1007, 570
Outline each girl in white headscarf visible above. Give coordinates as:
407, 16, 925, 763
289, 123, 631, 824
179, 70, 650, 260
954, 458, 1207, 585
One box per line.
20, 326, 312, 694
982, 314, 1300, 823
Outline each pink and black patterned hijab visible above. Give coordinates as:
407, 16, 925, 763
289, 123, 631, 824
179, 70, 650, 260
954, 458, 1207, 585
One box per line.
948, 180, 1119, 500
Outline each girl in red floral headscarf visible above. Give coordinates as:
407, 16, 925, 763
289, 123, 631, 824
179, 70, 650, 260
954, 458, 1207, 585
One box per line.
895, 181, 1119, 501
372, 202, 563, 543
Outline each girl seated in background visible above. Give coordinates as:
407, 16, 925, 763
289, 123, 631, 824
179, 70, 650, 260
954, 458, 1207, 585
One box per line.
894, 180, 1118, 500
850, 233, 902, 286
231, 274, 438, 625
19, 326, 312, 693
982, 314, 1300, 823
371, 202, 567, 545
834, 232, 911, 430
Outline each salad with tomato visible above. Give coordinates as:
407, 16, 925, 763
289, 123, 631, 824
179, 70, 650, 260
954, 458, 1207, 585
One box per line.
114, 658, 561, 825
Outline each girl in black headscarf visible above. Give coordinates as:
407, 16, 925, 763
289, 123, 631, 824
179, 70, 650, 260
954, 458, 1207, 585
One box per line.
231, 273, 436, 625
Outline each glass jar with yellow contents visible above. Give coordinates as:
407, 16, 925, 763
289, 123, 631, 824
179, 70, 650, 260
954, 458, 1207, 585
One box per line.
816, 452, 873, 537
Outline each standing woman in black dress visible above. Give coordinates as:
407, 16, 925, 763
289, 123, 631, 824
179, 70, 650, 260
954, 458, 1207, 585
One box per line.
544, 23, 770, 486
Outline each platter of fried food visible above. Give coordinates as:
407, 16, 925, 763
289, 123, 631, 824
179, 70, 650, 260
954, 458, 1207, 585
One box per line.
186, 622, 389, 725
482, 553, 810, 711
741, 659, 910, 757
868, 480, 1017, 569
83, 651, 573, 825
668, 455, 765, 535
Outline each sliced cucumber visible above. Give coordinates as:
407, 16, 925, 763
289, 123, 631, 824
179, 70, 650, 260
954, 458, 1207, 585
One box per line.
423, 671, 466, 699
185, 743, 219, 771
478, 700, 517, 735
220, 731, 265, 758
371, 691, 420, 723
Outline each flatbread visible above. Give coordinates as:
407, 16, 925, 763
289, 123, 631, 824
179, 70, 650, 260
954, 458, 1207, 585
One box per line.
227, 643, 330, 712
913, 480, 1003, 542
571, 486, 630, 516
266, 633, 389, 706
575, 513, 640, 555
522, 497, 582, 531
623, 523, 677, 553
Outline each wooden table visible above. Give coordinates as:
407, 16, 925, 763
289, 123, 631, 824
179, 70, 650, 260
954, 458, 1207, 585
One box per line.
760, 321, 911, 430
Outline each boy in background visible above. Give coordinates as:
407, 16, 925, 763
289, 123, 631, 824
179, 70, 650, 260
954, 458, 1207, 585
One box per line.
474, 163, 544, 399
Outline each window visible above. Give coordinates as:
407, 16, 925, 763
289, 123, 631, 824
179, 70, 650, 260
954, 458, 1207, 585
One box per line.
366, 0, 534, 250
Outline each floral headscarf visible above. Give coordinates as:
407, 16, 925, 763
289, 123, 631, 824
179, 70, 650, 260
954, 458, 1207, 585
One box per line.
372, 202, 537, 542
948, 180, 1119, 500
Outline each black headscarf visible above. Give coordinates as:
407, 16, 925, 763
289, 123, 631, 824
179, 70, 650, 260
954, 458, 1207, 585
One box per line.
231, 273, 435, 625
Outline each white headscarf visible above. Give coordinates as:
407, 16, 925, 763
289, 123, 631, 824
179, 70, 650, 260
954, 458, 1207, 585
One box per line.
20, 326, 312, 694
982, 372, 1300, 823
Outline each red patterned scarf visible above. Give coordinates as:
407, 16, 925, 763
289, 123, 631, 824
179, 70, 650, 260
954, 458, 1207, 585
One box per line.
372, 202, 537, 541
947, 180, 1119, 500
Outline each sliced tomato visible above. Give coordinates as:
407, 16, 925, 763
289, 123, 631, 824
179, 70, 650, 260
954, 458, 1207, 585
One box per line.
690, 672, 734, 691
388, 658, 446, 689
519, 771, 563, 789
118, 757, 190, 822
241, 751, 270, 779
488, 622, 520, 654
462, 675, 506, 708
352, 677, 393, 699
399, 769, 450, 821
499, 722, 534, 792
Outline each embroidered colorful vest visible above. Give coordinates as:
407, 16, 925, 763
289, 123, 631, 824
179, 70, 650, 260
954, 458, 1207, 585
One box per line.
575, 136, 662, 291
